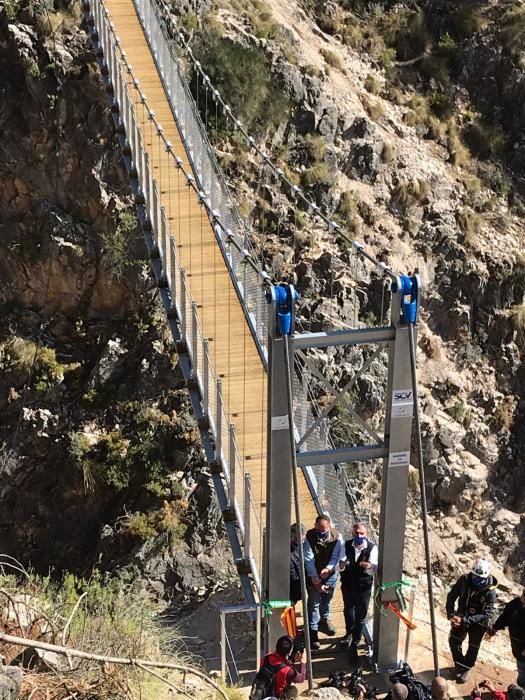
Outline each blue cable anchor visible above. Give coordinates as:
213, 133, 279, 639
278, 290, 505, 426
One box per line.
267, 284, 299, 336
394, 275, 420, 325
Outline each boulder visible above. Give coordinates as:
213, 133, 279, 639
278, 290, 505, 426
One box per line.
0, 666, 22, 700
303, 688, 345, 699
342, 139, 386, 183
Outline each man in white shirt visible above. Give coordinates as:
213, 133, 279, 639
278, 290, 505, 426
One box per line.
303, 513, 345, 650
338, 521, 378, 660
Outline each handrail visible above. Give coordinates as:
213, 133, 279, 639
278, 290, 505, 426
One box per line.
87, 0, 264, 594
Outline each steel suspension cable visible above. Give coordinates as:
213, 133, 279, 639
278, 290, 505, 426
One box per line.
282, 334, 313, 689
408, 321, 439, 676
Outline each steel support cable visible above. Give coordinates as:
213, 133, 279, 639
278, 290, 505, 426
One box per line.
282, 334, 313, 689
152, 0, 396, 280
103, 14, 267, 288
408, 321, 439, 676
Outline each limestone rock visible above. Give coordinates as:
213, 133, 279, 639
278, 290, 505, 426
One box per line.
0, 666, 22, 700
303, 688, 345, 699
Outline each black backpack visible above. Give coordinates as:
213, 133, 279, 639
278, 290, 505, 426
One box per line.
249, 657, 288, 700
389, 663, 431, 700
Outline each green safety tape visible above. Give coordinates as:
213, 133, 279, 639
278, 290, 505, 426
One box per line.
261, 600, 292, 616
374, 577, 414, 617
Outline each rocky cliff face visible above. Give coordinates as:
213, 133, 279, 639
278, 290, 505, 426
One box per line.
181, 0, 525, 583
1, 0, 523, 607
0, 0, 236, 605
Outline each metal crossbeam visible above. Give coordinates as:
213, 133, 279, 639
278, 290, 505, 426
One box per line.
296, 443, 388, 466
293, 327, 394, 350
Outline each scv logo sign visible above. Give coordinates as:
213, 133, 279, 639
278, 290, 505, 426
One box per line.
394, 391, 412, 401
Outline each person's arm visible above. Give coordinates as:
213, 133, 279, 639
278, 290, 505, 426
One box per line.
303, 537, 318, 580
286, 661, 307, 685
446, 578, 462, 618
491, 601, 510, 632
326, 534, 345, 573
492, 691, 506, 700
365, 543, 378, 576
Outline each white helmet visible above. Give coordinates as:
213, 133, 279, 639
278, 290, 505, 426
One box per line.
471, 558, 491, 579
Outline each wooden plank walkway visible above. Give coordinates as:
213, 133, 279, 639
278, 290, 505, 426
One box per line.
103, 0, 318, 580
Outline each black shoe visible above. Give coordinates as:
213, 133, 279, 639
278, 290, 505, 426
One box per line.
349, 643, 359, 665
339, 634, 352, 649
318, 619, 336, 636
309, 630, 320, 650
456, 668, 470, 684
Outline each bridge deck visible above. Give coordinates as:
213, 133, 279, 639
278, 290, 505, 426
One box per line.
103, 0, 318, 582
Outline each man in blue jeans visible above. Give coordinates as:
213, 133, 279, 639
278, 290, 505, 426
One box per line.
303, 513, 345, 650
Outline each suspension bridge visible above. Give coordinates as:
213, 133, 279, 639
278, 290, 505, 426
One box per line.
84, 0, 428, 683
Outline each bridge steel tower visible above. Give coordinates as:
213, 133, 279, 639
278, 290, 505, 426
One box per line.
266, 274, 421, 669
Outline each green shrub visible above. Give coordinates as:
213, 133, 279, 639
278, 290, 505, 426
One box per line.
447, 122, 470, 166
301, 163, 335, 187
341, 21, 363, 48
4, 0, 21, 20
337, 190, 359, 218
251, 8, 279, 39
393, 179, 431, 211
502, 2, 525, 54
362, 95, 384, 121
462, 121, 506, 160
303, 63, 323, 78
429, 92, 454, 120
448, 5, 483, 38
364, 73, 381, 95
436, 32, 458, 59
321, 48, 343, 70
456, 206, 481, 244
195, 29, 289, 132
127, 512, 158, 540
303, 134, 327, 163
3, 337, 79, 391
181, 12, 198, 32
477, 163, 511, 197
101, 208, 138, 279
380, 9, 429, 62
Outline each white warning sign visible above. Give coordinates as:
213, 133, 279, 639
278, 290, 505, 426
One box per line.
388, 450, 411, 468
271, 415, 289, 431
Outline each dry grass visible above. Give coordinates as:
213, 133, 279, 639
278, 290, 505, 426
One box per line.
511, 303, 525, 331
362, 95, 385, 121
321, 47, 343, 70
456, 206, 481, 244
364, 73, 381, 95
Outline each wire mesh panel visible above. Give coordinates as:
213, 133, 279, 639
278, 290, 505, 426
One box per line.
291, 356, 361, 540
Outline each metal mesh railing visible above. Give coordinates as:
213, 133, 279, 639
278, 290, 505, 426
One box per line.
88, 0, 264, 594
132, 0, 269, 365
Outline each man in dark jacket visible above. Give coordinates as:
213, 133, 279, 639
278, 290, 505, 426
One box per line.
446, 558, 497, 683
303, 513, 344, 650
489, 588, 525, 687
339, 522, 377, 661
